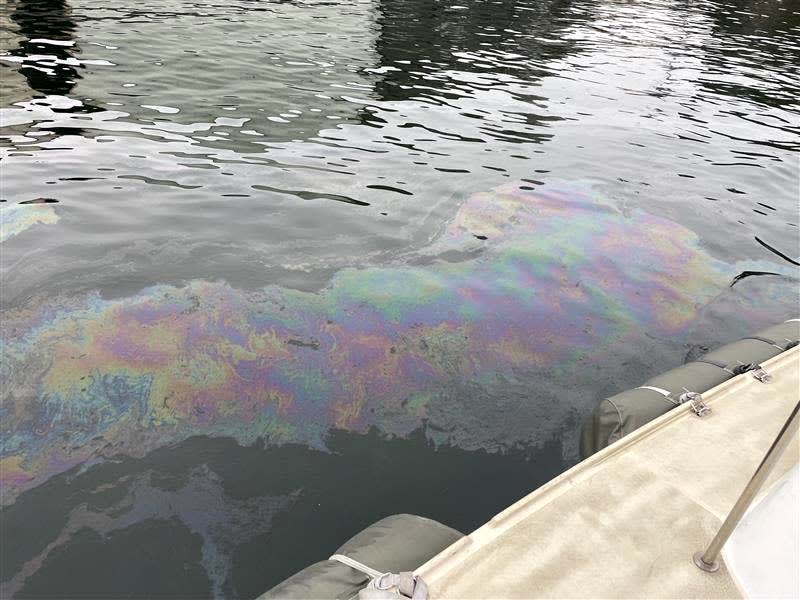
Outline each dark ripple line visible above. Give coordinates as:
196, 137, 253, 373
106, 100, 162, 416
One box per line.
117, 175, 201, 189
365, 185, 413, 196
755, 236, 800, 266
252, 185, 369, 206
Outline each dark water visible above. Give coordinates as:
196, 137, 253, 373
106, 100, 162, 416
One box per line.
1, 0, 799, 597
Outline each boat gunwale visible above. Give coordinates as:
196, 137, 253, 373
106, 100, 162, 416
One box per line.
417, 344, 800, 582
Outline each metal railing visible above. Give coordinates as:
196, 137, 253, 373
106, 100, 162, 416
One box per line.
694, 400, 800, 572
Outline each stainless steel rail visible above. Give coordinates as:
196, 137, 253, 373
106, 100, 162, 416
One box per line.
694, 400, 800, 572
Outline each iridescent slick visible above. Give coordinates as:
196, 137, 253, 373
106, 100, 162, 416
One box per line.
1, 184, 732, 502
0, 203, 59, 243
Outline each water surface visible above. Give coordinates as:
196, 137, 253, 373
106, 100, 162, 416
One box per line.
1, 0, 799, 597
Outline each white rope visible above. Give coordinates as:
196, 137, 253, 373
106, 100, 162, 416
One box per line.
637, 385, 671, 397
330, 554, 430, 599
329, 554, 383, 579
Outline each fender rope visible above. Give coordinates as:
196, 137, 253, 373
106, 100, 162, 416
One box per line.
329, 554, 429, 600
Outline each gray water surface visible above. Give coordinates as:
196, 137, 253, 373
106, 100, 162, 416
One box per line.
1, 0, 799, 597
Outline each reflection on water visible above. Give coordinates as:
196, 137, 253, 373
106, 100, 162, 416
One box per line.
702, 0, 800, 112
8, 0, 79, 96
1, 0, 799, 596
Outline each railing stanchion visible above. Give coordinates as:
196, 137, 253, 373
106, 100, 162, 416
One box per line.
694, 400, 800, 573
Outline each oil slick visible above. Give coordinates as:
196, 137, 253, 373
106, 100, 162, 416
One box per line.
0, 202, 59, 243
0, 183, 751, 503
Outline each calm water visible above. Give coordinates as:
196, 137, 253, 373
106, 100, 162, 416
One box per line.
1, 0, 799, 597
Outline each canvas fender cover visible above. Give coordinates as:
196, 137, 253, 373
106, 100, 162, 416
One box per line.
701, 339, 782, 370
579, 319, 799, 458
579, 361, 733, 459
259, 515, 463, 600
579, 388, 676, 458
751, 320, 800, 348
644, 362, 731, 397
